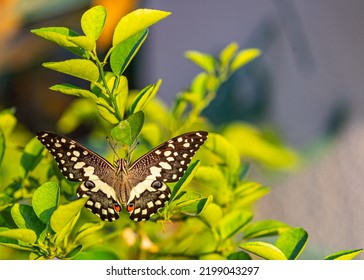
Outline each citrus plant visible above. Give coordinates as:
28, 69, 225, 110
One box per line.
0, 5, 361, 260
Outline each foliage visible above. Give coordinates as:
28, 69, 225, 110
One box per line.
0, 5, 362, 260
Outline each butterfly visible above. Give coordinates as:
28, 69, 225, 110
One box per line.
36, 131, 208, 222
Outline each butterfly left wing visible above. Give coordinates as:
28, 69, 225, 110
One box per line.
126, 131, 208, 221
36, 131, 121, 221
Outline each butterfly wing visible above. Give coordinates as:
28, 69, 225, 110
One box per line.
126, 131, 208, 221
36, 131, 120, 221
129, 131, 208, 183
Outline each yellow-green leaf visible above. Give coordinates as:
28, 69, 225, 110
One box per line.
50, 197, 88, 233
32, 182, 60, 224
324, 249, 363, 260
185, 51, 216, 73
0, 228, 37, 244
81, 5, 107, 41
43, 59, 99, 82
240, 241, 287, 260
113, 9, 171, 46
220, 42, 239, 67
230, 48, 261, 73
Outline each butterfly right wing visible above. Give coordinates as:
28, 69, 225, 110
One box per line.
125, 131, 208, 221
36, 131, 121, 221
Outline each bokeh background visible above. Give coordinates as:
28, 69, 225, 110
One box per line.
1, 0, 363, 259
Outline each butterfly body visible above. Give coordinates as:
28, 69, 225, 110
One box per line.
36, 131, 208, 222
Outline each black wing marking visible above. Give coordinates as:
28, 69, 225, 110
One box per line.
127, 180, 171, 221
128, 131, 208, 183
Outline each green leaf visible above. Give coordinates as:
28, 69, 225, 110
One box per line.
190, 72, 208, 98
0, 129, 4, 168
0, 228, 37, 244
63, 244, 83, 259
240, 241, 287, 260
57, 99, 98, 133
20, 136, 44, 177
111, 111, 145, 145
220, 42, 239, 67
181, 196, 211, 216
129, 80, 162, 114
198, 203, 223, 228
97, 99, 119, 125
275, 228, 308, 260
113, 9, 171, 46
74, 222, 104, 244
11, 204, 45, 236
176, 192, 212, 216
324, 248, 363, 260
200, 254, 226, 260
230, 48, 261, 73
0, 109, 17, 136
227, 251, 251, 260
185, 51, 216, 73
68, 35, 96, 52
114, 75, 129, 118
81, 5, 107, 41
233, 182, 270, 208
218, 210, 253, 240
243, 220, 291, 239
43, 59, 99, 82
32, 182, 60, 224
50, 83, 98, 101
50, 197, 88, 233
54, 212, 80, 246
195, 166, 226, 188
31, 27, 84, 57
204, 133, 240, 176
74, 248, 119, 260
223, 123, 299, 169
110, 29, 148, 76
170, 160, 200, 201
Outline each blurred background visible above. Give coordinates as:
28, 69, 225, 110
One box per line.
1, 0, 363, 259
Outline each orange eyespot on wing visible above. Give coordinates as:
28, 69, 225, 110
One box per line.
127, 203, 134, 213
113, 203, 122, 213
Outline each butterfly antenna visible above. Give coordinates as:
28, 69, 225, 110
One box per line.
106, 136, 121, 166
125, 139, 139, 165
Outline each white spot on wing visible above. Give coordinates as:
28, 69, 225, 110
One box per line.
159, 162, 172, 170
73, 150, 80, 157
183, 142, 190, 148
74, 161, 86, 169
